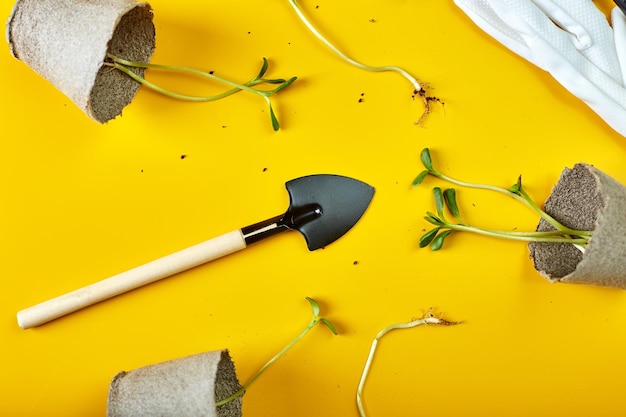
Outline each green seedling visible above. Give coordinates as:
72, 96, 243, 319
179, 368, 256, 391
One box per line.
105, 54, 297, 131
287, 0, 438, 124
356, 309, 459, 417
216, 297, 337, 406
412, 148, 593, 252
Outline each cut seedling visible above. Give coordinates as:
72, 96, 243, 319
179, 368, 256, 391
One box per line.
412, 148, 592, 251
413, 148, 626, 289
7, 0, 296, 130
214, 297, 337, 406
105, 54, 297, 131
287, 0, 440, 124
106, 297, 336, 417
356, 309, 460, 417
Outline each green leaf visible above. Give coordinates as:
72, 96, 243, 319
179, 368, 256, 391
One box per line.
411, 170, 429, 187
269, 104, 280, 131
443, 188, 460, 219
419, 227, 441, 248
420, 148, 433, 171
273, 76, 298, 93
319, 318, 338, 335
424, 212, 444, 226
508, 175, 522, 195
306, 297, 320, 317
433, 187, 445, 218
430, 230, 453, 251
256, 57, 269, 79
264, 78, 287, 84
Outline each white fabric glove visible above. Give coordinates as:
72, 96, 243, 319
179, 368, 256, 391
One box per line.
454, 0, 626, 137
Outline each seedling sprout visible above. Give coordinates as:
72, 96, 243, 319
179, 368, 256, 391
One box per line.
287, 0, 438, 124
356, 309, 460, 417
412, 148, 592, 251
216, 297, 337, 406
105, 54, 297, 131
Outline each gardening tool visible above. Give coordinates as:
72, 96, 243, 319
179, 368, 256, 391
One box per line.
17, 174, 375, 329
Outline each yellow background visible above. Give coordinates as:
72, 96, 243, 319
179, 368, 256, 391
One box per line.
2, 1, 626, 416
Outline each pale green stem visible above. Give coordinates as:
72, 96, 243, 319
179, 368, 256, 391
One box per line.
442, 222, 590, 245
107, 55, 273, 97
516, 187, 592, 237
215, 317, 325, 407
430, 170, 593, 237
357, 316, 458, 417
107, 62, 225, 101
105, 54, 295, 130
286, 0, 422, 94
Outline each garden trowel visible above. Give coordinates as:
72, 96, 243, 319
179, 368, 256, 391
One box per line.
17, 174, 375, 329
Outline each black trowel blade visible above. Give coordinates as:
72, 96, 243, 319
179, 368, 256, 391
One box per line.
285, 174, 375, 250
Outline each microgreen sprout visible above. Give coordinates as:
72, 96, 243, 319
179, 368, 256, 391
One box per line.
356, 309, 460, 417
412, 148, 593, 251
104, 54, 297, 131
287, 0, 438, 124
215, 297, 337, 407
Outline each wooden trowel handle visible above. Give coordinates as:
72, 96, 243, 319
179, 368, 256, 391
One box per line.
17, 230, 247, 329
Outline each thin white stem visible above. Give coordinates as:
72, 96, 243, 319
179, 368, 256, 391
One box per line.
357, 339, 378, 417
287, 0, 422, 93
357, 316, 458, 417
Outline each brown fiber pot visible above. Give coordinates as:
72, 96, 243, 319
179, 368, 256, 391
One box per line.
7, 0, 155, 122
529, 163, 626, 289
107, 350, 243, 417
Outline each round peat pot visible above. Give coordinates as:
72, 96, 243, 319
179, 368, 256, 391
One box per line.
529, 163, 626, 289
107, 350, 243, 417
7, 0, 155, 122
